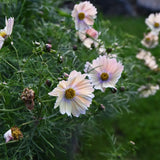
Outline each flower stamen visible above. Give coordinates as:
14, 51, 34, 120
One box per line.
101, 73, 109, 81
0, 31, 7, 38
78, 12, 85, 20
145, 37, 150, 42
65, 88, 75, 99
11, 127, 23, 140
154, 22, 159, 28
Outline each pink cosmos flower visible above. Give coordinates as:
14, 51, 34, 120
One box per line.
48, 70, 94, 117
145, 13, 160, 33
77, 28, 106, 54
141, 31, 159, 48
0, 17, 14, 49
77, 28, 99, 49
84, 55, 124, 92
72, 1, 97, 31
86, 28, 99, 39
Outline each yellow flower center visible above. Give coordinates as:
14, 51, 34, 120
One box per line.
65, 88, 75, 99
11, 127, 23, 140
78, 12, 85, 20
154, 22, 159, 28
101, 73, 109, 81
145, 37, 150, 42
0, 31, 7, 38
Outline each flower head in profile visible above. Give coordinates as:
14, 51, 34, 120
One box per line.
48, 70, 94, 117
138, 84, 159, 98
0, 17, 14, 49
77, 28, 106, 54
72, 1, 97, 31
136, 50, 158, 70
145, 13, 160, 33
141, 31, 159, 48
4, 126, 23, 143
84, 55, 124, 92
77, 28, 99, 49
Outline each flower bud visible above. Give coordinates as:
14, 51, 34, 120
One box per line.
58, 56, 63, 63
45, 43, 52, 52
45, 79, 52, 87
106, 48, 112, 53
63, 72, 69, 78
119, 86, 125, 92
72, 45, 78, 51
100, 104, 105, 110
111, 88, 117, 93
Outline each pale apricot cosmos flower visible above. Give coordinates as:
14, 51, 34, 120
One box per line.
136, 49, 150, 60
136, 50, 158, 70
48, 70, 94, 117
141, 31, 159, 48
4, 127, 23, 143
72, 1, 97, 31
145, 13, 160, 33
77, 28, 99, 49
138, 84, 159, 98
77, 28, 106, 54
84, 55, 124, 92
0, 17, 14, 49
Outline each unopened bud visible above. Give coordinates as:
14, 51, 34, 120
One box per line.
63, 72, 69, 78
45, 79, 52, 87
129, 140, 135, 145
58, 56, 63, 63
106, 48, 112, 53
119, 86, 125, 92
111, 88, 117, 93
72, 45, 78, 51
100, 104, 105, 110
45, 43, 52, 52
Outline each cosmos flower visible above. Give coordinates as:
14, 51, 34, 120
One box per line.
145, 13, 160, 33
84, 55, 124, 92
72, 1, 97, 31
4, 127, 23, 143
77, 28, 106, 54
136, 50, 158, 70
144, 55, 158, 70
136, 49, 150, 60
0, 17, 14, 49
77, 28, 99, 49
141, 31, 159, 48
138, 84, 159, 98
48, 70, 94, 117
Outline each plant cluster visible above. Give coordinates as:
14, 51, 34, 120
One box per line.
0, 0, 159, 159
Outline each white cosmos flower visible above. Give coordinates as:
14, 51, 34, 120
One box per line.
145, 13, 160, 33
138, 84, 159, 98
84, 55, 124, 92
136, 50, 158, 70
0, 17, 14, 49
141, 31, 159, 48
4, 126, 23, 143
4, 129, 13, 143
72, 1, 97, 31
48, 70, 94, 117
